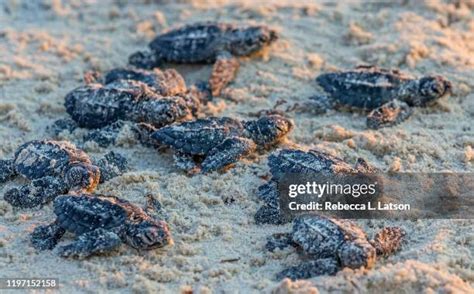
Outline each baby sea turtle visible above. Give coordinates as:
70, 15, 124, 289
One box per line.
255, 149, 377, 225
30, 193, 172, 258
64, 68, 200, 129
129, 22, 278, 97
52, 67, 207, 147
267, 215, 406, 280
0, 140, 128, 208
309, 65, 452, 129
151, 115, 293, 173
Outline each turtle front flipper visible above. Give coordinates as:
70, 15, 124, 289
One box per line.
254, 204, 286, 225
305, 94, 335, 114
144, 194, 168, 221
201, 137, 256, 173
4, 176, 68, 208
128, 50, 163, 69
276, 258, 340, 280
371, 226, 406, 256
337, 237, 376, 269
266, 232, 294, 252
209, 51, 240, 97
94, 151, 129, 183
31, 221, 66, 250
0, 159, 16, 183
366, 99, 413, 129
130, 122, 159, 148
254, 181, 288, 225
83, 121, 125, 148
56, 228, 122, 259
48, 118, 78, 137
173, 152, 199, 173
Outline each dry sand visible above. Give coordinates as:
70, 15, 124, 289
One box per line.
0, 0, 473, 293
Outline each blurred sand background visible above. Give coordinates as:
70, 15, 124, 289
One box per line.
0, 0, 473, 293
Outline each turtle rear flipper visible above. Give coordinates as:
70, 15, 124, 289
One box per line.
201, 137, 256, 173
366, 99, 413, 129
371, 226, 406, 256
4, 176, 68, 208
31, 222, 66, 250
94, 151, 129, 183
276, 258, 339, 281
56, 228, 122, 259
0, 159, 16, 183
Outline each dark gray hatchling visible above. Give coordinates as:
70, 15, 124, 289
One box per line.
52, 67, 207, 147
129, 22, 278, 97
308, 65, 453, 129
63, 67, 200, 129
255, 148, 376, 225
151, 115, 294, 173
0, 140, 128, 208
267, 215, 406, 280
30, 193, 172, 258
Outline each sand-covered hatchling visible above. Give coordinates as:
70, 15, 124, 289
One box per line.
308, 65, 452, 129
129, 22, 278, 97
267, 215, 406, 280
51, 67, 208, 147
0, 140, 128, 208
63, 68, 201, 130
31, 193, 172, 258
151, 115, 294, 173
255, 149, 377, 225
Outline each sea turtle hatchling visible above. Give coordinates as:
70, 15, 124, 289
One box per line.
30, 193, 172, 258
255, 148, 377, 225
51, 67, 207, 147
0, 140, 128, 208
129, 22, 278, 97
267, 215, 406, 280
63, 68, 201, 130
151, 115, 294, 173
308, 65, 453, 129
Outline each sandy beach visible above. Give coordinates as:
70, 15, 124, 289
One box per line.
0, 0, 473, 293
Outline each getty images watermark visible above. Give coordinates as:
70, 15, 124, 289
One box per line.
278, 173, 474, 219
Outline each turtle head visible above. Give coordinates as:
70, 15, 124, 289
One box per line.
244, 114, 294, 147
64, 163, 100, 193
230, 26, 278, 56
124, 219, 173, 250
415, 76, 453, 106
